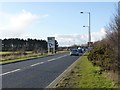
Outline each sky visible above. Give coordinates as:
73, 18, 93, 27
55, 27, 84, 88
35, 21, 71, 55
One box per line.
0, 1, 119, 46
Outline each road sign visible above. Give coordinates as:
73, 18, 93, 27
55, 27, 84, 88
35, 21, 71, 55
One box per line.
47, 37, 55, 53
47, 37, 55, 48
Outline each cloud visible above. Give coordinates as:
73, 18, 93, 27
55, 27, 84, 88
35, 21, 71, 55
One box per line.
54, 28, 107, 46
0, 9, 48, 39
91, 28, 107, 42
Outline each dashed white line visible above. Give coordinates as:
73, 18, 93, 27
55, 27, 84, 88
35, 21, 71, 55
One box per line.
47, 59, 55, 62
55, 55, 68, 59
40, 62, 44, 64
1, 54, 69, 76
0, 69, 21, 76
31, 55, 68, 67
47, 55, 68, 62
31, 63, 40, 67
31, 62, 44, 67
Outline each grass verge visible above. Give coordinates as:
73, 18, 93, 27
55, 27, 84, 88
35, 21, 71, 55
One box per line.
0, 52, 15, 55
0, 51, 69, 65
0, 54, 53, 65
56, 53, 116, 88
0, 51, 33, 55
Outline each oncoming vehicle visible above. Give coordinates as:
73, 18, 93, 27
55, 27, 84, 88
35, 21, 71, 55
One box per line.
70, 49, 79, 56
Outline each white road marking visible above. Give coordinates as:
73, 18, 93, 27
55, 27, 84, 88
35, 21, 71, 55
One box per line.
47, 59, 55, 62
1, 54, 69, 76
47, 54, 68, 62
46, 55, 82, 88
40, 62, 44, 64
31, 54, 68, 67
0, 69, 21, 76
55, 55, 68, 59
31, 62, 44, 67
31, 63, 40, 67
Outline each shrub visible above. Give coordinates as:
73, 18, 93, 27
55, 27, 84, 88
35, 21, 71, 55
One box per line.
88, 42, 115, 72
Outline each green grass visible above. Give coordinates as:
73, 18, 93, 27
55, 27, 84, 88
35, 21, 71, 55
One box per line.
0, 51, 33, 55
0, 51, 68, 65
0, 51, 68, 55
0, 53, 53, 65
0, 52, 14, 55
56, 53, 116, 88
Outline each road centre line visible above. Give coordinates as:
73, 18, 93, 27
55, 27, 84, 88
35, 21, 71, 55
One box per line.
31, 63, 41, 67
31, 61, 45, 67
1, 54, 69, 76
0, 69, 21, 76
47, 54, 68, 62
47, 59, 55, 62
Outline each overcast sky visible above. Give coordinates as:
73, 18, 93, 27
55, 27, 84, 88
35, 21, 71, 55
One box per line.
0, 1, 119, 46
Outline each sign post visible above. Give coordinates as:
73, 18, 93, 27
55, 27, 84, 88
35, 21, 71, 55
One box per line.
47, 37, 55, 54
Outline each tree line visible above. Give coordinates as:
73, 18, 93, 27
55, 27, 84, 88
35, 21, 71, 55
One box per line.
1, 38, 58, 53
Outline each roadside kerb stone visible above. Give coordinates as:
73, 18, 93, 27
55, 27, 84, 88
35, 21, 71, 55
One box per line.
46, 53, 86, 88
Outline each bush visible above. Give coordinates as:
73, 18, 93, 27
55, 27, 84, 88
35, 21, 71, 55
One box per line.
88, 42, 116, 72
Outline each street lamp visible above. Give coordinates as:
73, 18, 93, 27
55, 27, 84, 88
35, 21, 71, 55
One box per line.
80, 12, 91, 47
83, 25, 89, 27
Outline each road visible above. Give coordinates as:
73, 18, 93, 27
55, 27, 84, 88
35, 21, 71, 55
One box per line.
1, 52, 80, 88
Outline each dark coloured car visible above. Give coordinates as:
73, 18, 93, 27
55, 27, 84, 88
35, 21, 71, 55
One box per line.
78, 49, 83, 56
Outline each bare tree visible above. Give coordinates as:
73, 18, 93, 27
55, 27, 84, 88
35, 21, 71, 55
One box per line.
105, 2, 120, 86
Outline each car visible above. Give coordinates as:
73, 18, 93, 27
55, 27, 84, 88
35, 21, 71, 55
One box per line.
70, 49, 79, 56
78, 49, 83, 56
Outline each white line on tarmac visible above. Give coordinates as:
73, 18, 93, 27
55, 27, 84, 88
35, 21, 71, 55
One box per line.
46, 55, 81, 88
47, 59, 55, 62
30, 63, 41, 67
1, 54, 69, 76
40, 62, 44, 64
0, 69, 21, 76
47, 54, 68, 62
30, 61, 45, 67
31, 54, 69, 67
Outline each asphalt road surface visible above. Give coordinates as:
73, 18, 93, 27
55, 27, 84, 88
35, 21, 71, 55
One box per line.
1, 52, 80, 88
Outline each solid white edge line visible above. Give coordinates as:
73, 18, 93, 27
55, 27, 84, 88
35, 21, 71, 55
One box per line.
0, 69, 21, 76
45, 53, 85, 88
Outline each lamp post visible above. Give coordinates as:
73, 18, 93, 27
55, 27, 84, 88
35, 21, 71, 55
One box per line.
80, 12, 91, 47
